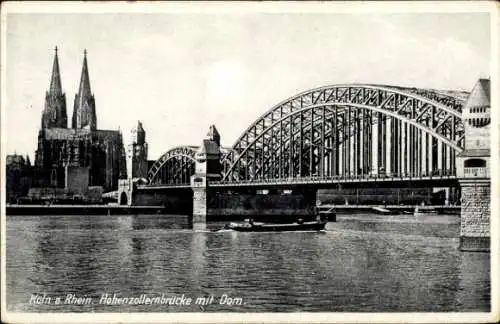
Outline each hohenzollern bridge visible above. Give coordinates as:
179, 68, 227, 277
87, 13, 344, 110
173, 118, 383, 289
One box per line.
119, 79, 491, 251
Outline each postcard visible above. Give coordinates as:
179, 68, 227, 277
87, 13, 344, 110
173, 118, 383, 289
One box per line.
1, 1, 498, 323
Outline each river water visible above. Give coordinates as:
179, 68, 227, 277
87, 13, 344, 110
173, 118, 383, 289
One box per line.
6, 214, 490, 312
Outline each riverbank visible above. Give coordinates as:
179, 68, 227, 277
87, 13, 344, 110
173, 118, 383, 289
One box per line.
5, 204, 166, 216
319, 204, 460, 214
5, 204, 460, 216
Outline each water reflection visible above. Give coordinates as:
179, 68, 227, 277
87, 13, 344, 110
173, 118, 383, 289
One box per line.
6, 214, 490, 312
190, 233, 207, 296
457, 252, 491, 311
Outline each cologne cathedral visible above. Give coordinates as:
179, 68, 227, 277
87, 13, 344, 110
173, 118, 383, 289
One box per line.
34, 48, 126, 193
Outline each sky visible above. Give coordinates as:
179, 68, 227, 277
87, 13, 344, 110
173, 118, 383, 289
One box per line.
3, 7, 492, 161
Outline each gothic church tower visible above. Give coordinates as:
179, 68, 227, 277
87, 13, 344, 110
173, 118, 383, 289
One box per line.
72, 50, 97, 130
41, 47, 67, 129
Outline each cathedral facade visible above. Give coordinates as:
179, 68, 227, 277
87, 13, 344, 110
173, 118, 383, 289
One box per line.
34, 48, 126, 193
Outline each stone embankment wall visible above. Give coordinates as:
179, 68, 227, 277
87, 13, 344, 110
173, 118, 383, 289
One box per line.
133, 189, 193, 215
205, 190, 317, 221
459, 180, 490, 251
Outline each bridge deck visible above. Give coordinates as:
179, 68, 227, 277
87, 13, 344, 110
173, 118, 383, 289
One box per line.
141, 175, 458, 190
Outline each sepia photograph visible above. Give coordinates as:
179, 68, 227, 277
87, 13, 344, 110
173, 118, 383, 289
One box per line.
1, 1, 498, 323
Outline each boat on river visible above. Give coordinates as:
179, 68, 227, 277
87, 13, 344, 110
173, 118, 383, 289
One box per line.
224, 219, 327, 232
414, 206, 439, 217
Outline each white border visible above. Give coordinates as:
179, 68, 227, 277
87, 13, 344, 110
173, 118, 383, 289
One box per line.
1, 1, 499, 323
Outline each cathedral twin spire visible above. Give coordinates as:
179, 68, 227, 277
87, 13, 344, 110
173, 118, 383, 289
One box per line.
42, 46, 67, 129
49, 46, 63, 96
42, 47, 97, 130
72, 49, 96, 130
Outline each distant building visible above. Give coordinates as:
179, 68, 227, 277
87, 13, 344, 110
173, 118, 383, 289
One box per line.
6, 154, 33, 203
33, 47, 126, 196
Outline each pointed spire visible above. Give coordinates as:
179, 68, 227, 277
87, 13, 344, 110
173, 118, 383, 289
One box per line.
49, 46, 62, 95
42, 46, 67, 129
131, 120, 146, 145
137, 120, 145, 133
77, 48, 92, 100
72, 49, 96, 130
206, 124, 220, 146
465, 78, 490, 110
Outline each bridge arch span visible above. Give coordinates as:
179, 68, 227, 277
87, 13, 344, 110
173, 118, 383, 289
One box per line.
221, 84, 467, 182
148, 145, 198, 185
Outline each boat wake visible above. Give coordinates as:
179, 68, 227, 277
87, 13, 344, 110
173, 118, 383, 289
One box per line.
214, 229, 234, 233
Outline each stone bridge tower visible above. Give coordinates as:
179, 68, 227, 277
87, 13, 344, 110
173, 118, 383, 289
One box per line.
456, 79, 491, 252
127, 120, 149, 180
118, 121, 149, 206
190, 125, 222, 231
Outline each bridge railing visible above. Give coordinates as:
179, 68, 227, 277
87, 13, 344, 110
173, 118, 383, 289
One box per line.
213, 172, 457, 186
463, 167, 489, 178
139, 171, 458, 187
138, 183, 191, 189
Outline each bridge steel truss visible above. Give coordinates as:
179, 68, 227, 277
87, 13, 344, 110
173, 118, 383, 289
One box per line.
147, 146, 235, 185
146, 84, 467, 186
147, 146, 198, 185
220, 84, 466, 183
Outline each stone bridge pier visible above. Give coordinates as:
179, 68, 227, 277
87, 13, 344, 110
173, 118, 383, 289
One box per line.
458, 178, 490, 251
190, 125, 223, 231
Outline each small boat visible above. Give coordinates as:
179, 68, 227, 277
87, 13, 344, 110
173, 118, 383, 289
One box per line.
372, 206, 393, 214
414, 206, 439, 217
226, 219, 327, 232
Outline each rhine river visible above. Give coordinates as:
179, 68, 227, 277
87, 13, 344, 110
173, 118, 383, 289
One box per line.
6, 214, 490, 312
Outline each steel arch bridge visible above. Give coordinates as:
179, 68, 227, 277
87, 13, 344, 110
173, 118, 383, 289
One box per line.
148, 84, 467, 186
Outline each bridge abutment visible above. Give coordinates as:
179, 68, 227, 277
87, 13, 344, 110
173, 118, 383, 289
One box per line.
192, 184, 208, 231
202, 187, 318, 222
458, 179, 490, 251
